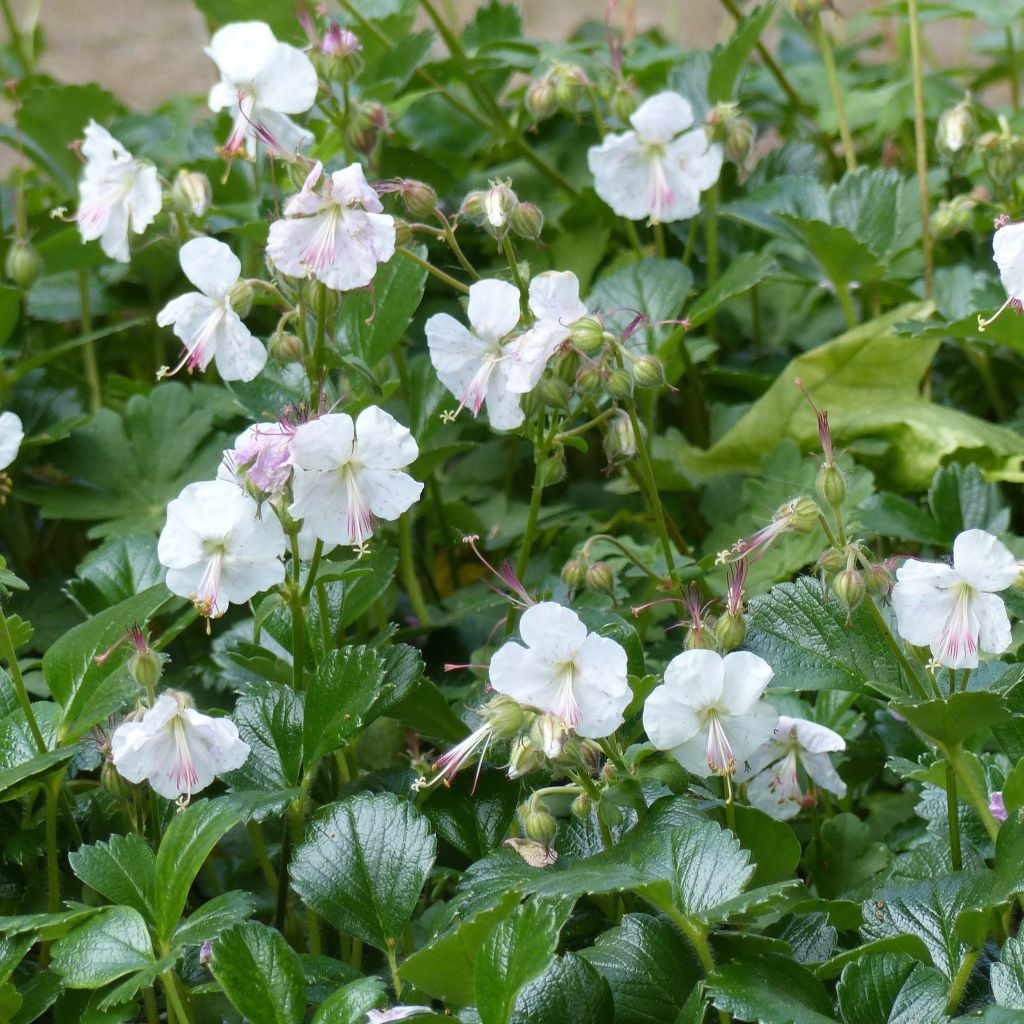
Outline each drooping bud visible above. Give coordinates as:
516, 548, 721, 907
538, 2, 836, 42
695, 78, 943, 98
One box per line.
603, 409, 639, 464
397, 179, 438, 220
631, 354, 665, 388
788, 496, 820, 533
479, 694, 524, 739
536, 375, 570, 410
576, 364, 603, 393
609, 85, 637, 123
815, 546, 846, 579
551, 62, 587, 111
560, 557, 586, 589
510, 201, 544, 241
978, 117, 1024, 187
864, 562, 894, 597
832, 568, 866, 616
172, 169, 212, 217
227, 279, 253, 318
714, 611, 746, 653
705, 102, 753, 164
459, 190, 486, 221
507, 735, 545, 779
519, 798, 557, 846
538, 449, 567, 487
525, 77, 557, 121
269, 330, 304, 364
571, 792, 590, 820
529, 713, 569, 759
571, 315, 604, 354
816, 463, 847, 509
936, 95, 978, 160
347, 101, 388, 156
5, 239, 42, 290
585, 560, 615, 593
605, 368, 633, 401
931, 194, 977, 240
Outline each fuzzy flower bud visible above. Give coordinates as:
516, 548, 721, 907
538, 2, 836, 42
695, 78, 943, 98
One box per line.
705, 102, 753, 164
978, 120, 1024, 187
560, 557, 587, 589
817, 463, 846, 509
347, 101, 388, 156
519, 799, 557, 846
864, 562, 894, 597
525, 77, 557, 121
228, 279, 253, 318
510, 201, 544, 240
5, 239, 42, 290
529, 713, 569, 759
631, 354, 665, 388
606, 368, 633, 401
507, 735, 545, 779
571, 315, 605, 354
571, 792, 590, 819
714, 611, 746, 653
270, 330, 304, 364
479, 694, 524, 740
551, 62, 587, 111
586, 560, 615, 594
398, 180, 438, 220
130, 650, 164, 693
603, 409, 639, 465
610, 85, 637, 123
172, 169, 212, 217
936, 96, 978, 159
576, 364, 603, 394
538, 452, 567, 487
931, 194, 977, 240
832, 567, 866, 615
536, 375, 570, 410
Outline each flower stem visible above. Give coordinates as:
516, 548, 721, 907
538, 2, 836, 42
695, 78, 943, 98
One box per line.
0, 602, 46, 753
583, 534, 670, 587
863, 598, 929, 699
945, 950, 980, 1015
435, 211, 480, 280
143, 987, 160, 1024
398, 511, 432, 627
653, 222, 667, 260
946, 743, 999, 843
45, 773, 62, 913
665, 909, 731, 1024
1007, 28, 1021, 113
76, 270, 103, 414
704, 184, 719, 286
386, 946, 403, 998
398, 246, 469, 294
289, 533, 306, 693
0, 0, 31, 75
812, 13, 857, 173
944, 759, 962, 871
907, 0, 934, 298
501, 235, 529, 315
834, 280, 857, 329
161, 972, 192, 1024
311, 284, 329, 406
723, 774, 737, 834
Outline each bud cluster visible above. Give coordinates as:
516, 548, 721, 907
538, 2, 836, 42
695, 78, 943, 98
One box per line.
524, 62, 588, 121
705, 101, 754, 164
561, 547, 616, 594
459, 180, 543, 241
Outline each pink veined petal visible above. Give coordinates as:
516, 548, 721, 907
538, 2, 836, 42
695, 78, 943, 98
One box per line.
178, 237, 241, 298
313, 210, 396, 292
952, 529, 1020, 592
667, 733, 719, 778
629, 91, 694, 143
746, 767, 802, 820
518, 602, 589, 662
353, 406, 419, 470
588, 132, 653, 221
931, 589, 982, 670
467, 279, 522, 345
266, 215, 325, 277
328, 163, 384, 212
252, 107, 313, 157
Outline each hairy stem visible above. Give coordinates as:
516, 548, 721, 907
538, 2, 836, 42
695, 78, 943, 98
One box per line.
812, 13, 857, 172
907, 0, 934, 297
77, 270, 103, 413
944, 759, 962, 871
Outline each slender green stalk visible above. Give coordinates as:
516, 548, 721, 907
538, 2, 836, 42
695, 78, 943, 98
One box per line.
944, 759, 962, 871
45, 774, 62, 913
653, 222, 667, 260
0, 603, 46, 752
863, 598, 930, 699
946, 744, 999, 842
76, 270, 103, 413
435, 211, 480, 280
812, 14, 857, 172
945, 950, 980, 1015
161, 973, 193, 1024
623, 218, 645, 257
143, 988, 160, 1024
724, 774, 737, 834
289, 533, 306, 693
386, 947, 403, 998
398, 246, 469, 294
907, 0, 934, 297
1007, 28, 1021, 112
834, 281, 857, 329
246, 821, 279, 889
583, 533, 670, 587
311, 284, 329, 405
704, 184, 719, 286
681, 218, 699, 267
665, 909, 731, 1024
501, 235, 529, 314
586, 83, 607, 136
398, 512, 432, 627
0, 0, 31, 75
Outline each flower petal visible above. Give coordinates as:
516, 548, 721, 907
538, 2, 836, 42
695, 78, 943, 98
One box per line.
426, 313, 485, 375
629, 92, 694, 143
974, 590, 1013, 656
746, 768, 801, 820
354, 406, 419, 470
504, 324, 564, 394
642, 680, 703, 751
359, 468, 424, 522
720, 650, 774, 714
328, 164, 384, 213
588, 132, 654, 221
662, 648, 725, 709
790, 716, 846, 754
801, 750, 847, 798
0, 412, 24, 471
484, 369, 525, 431
527, 270, 586, 326
205, 21, 279, 89
291, 414, 355, 471
518, 602, 588, 662
668, 130, 724, 193
178, 237, 241, 298
891, 559, 960, 647
994, 221, 1024, 300
573, 633, 630, 739
252, 42, 318, 114
211, 311, 267, 383
467, 279, 522, 344
316, 211, 396, 292
952, 528, 1019, 592
723, 702, 779, 769
489, 642, 554, 706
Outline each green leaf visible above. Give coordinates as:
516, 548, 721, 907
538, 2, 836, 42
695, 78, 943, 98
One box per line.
836, 953, 949, 1024
66, 535, 164, 613
422, 769, 520, 860
476, 898, 564, 1024
290, 792, 436, 951
0, 734, 76, 803
683, 251, 775, 330
307, 549, 398, 646
580, 913, 701, 1024
802, 813, 890, 900
856, 493, 947, 546
732, 805, 801, 888
191, 0, 307, 36
744, 579, 904, 697
992, 934, 1024, 1009
708, 3, 776, 102
42, 584, 171, 739
928, 462, 1010, 540
68, 834, 156, 921
588, 259, 693, 350
51, 908, 155, 989
227, 682, 304, 793
171, 890, 256, 948
338, 247, 428, 367
509, 953, 613, 1024
672, 817, 754, 923
210, 922, 306, 1024
153, 796, 244, 945
309, 977, 388, 1024
892, 692, 1011, 749
707, 953, 838, 1024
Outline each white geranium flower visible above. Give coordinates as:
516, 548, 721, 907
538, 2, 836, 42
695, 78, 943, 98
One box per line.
742, 716, 846, 820
288, 407, 423, 548
76, 121, 162, 263
892, 528, 1019, 669
587, 92, 723, 224
0, 412, 24, 471
221, 419, 296, 496
505, 271, 587, 394
266, 161, 396, 292
158, 479, 287, 619
980, 220, 1024, 331
111, 691, 249, 801
366, 1008, 431, 1023
643, 649, 778, 777
156, 238, 267, 382
489, 602, 630, 738
205, 21, 318, 158
426, 279, 524, 430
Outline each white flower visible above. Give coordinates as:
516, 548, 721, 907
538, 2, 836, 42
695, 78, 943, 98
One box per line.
0, 412, 24, 471
505, 271, 587, 394
158, 479, 287, 618
489, 602, 630, 738
76, 121, 162, 263
366, 1008, 431, 1023
742, 716, 846, 820
206, 21, 318, 158
266, 162, 396, 292
980, 221, 1024, 331
892, 528, 1019, 669
587, 92, 723, 224
156, 238, 267, 382
643, 649, 778, 777
288, 407, 423, 548
426, 279, 524, 430
111, 691, 249, 801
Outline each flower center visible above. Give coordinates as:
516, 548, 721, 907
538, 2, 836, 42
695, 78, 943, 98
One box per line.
300, 204, 344, 275
77, 177, 134, 230
642, 142, 674, 222
551, 657, 582, 727
193, 543, 227, 618
457, 350, 503, 418
170, 713, 200, 801
703, 708, 736, 776
937, 581, 978, 663
768, 748, 803, 805
339, 463, 375, 545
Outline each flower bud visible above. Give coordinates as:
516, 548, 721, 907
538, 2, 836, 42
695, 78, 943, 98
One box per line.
525, 77, 557, 121
576, 364, 603, 393
782, 496, 819, 534
538, 452, 566, 487
507, 735, 545, 779
130, 651, 163, 692
705, 102, 753, 164
398, 180, 438, 220
536, 375, 570, 410
978, 122, 1024, 187
936, 96, 977, 159
815, 546, 846, 577
228, 279, 253, 318
459, 190, 486, 221
480, 694, 524, 739
319, 26, 362, 81
785, 0, 827, 20
551, 63, 587, 111
519, 799, 557, 846
510, 202, 544, 241
5, 239, 42, 290
270, 330, 304, 364
816, 463, 846, 509
101, 760, 121, 795
631, 354, 665, 388
686, 618, 717, 651
172, 169, 212, 217
571, 315, 604, 354
606, 368, 633, 401
530, 713, 569, 759
714, 610, 746, 653
347, 101, 388, 156
864, 562, 894, 597
586, 560, 615, 593
199, 940, 214, 969
571, 792, 590, 820
931, 194, 977, 240
610, 85, 637, 123
832, 568, 866, 615
481, 181, 518, 236
603, 409, 638, 464
560, 557, 586, 589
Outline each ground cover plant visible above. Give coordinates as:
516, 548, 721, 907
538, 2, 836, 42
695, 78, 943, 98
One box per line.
5, 0, 1024, 1020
